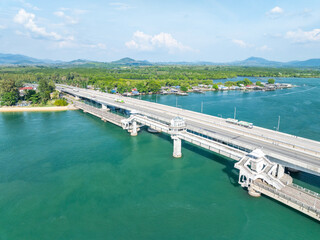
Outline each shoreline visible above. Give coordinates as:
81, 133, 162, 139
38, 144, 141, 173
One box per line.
0, 105, 77, 113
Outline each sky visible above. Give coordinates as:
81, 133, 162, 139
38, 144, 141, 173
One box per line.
0, 0, 320, 62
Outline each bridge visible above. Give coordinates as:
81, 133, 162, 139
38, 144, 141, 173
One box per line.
59, 84, 320, 221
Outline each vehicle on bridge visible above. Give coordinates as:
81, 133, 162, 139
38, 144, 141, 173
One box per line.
226, 118, 253, 129
115, 98, 125, 103
226, 118, 238, 124
238, 121, 253, 129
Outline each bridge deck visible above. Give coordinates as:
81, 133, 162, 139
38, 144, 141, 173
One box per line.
73, 100, 125, 126
64, 90, 320, 221
65, 86, 320, 155
59, 85, 320, 176
252, 180, 320, 221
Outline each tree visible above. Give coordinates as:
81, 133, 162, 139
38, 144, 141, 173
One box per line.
0, 92, 18, 106
256, 81, 263, 87
243, 78, 252, 86
147, 80, 161, 93
136, 81, 147, 93
212, 84, 219, 90
51, 90, 60, 99
0, 79, 18, 94
29, 93, 40, 104
268, 78, 275, 84
25, 90, 37, 100
54, 99, 68, 106
236, 81, 244, 87
180, 84, 188, 92
38, 78, 55, 103
224, 81, 236, 87
0, 79, 20, 106
116, 82, 129, 94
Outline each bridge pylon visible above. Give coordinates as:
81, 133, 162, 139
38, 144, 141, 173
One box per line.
101, 104, 109, 111
235, 149, 292, 196
121, 116, 139, 136
172, 136, 182, 158
130, 120, 138, 136
169, 117, 186, 158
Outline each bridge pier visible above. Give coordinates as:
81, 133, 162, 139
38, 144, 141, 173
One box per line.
169, 117, 186, 158
172, 136, 182, 158
101, 104, 109, 111
130, 121, 138, 136
248, 186, 261, 197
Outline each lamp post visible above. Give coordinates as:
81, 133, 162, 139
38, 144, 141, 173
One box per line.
277, 116, 281, 131
201, 101, 203, 113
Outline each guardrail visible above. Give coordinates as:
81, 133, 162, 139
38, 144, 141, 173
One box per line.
60, 85, 320, 155
253, 181, 320, 216
291, 183, 320, 199
64, 89, 320, 173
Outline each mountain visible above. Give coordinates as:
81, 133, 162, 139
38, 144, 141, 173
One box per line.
287, 58, 320, 67
1, 53, 320, 68
230, 57, 283, 67
0, 53, 60, 65
111, 57, 152, 66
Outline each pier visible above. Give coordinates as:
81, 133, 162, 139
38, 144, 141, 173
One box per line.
60, 85, 320, 221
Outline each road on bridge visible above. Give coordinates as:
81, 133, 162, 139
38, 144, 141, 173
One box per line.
58, 85, 320, 176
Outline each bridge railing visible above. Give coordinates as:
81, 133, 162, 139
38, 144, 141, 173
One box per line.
61, 86, 320, 157
253, 181, 320, 216
291, 183, 320, 199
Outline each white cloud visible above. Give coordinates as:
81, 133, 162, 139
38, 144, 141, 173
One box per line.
56, 41, 106, 50
59, 8, 88, 15
13, 9, 104, 52
14, 9, 71, 41
54, 10, 78, 24
54, 11, 64, 17
19, 0, 40, 11
286, 28, 320, 43
267, 6, 284, 18
258, 45, 272, 51
232, 39, 250, 48
270, 6, 283, 14
110, 2, 132, 10
0, 25, 7, 30
88, 43, 107, 49
125, 31, 193, 53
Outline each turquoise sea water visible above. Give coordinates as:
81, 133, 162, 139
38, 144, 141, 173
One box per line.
0, 77, 319, 239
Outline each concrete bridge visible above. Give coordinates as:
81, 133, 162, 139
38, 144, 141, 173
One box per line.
60, 85, 320, 221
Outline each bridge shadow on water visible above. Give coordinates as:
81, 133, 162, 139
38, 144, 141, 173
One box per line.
288, 170, 320, 190
76, 112, 320, 192
146, 131, 320, 223
142, 128, 320, 192
146, 129, 240, 188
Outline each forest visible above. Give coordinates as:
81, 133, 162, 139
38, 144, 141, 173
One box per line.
0, 65, 319, 96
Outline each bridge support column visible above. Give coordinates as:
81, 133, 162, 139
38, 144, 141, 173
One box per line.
75, 96, 80, 101
172, 136, 182, 158
248, 187, 261, 197
130, 121, 138, 136
102, 104, 109, 111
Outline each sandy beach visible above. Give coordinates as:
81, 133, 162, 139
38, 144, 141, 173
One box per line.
0, 105, 77, 112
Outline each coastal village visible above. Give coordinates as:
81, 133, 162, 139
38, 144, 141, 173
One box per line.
1, 79, 295, 109
121, 81, 294, 96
